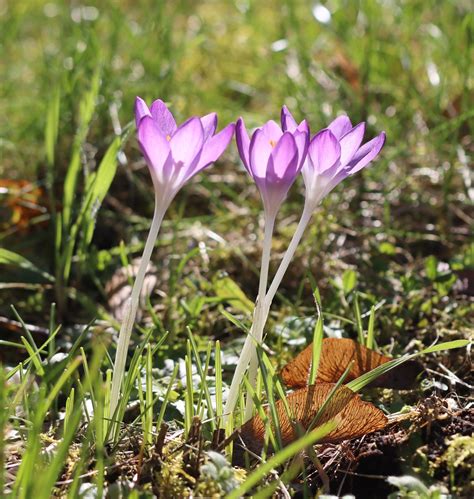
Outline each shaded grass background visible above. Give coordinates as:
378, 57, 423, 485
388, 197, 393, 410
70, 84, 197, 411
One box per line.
0, 0, 472, 496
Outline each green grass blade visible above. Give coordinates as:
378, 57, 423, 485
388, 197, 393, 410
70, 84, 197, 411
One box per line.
45, 85, 60, 167
0, 249, 54, 283
353, 292, 364, 344
62, 66, 101, 227
228, 420, 337, 499
348, 339, 470, 392
187, 328, 216, 430
215, 340, 223, 428
366, 305, 376, 349
309, 315, 323, 385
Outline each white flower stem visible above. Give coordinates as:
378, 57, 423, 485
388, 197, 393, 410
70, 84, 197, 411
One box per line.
262, 201, 313, 319
244, 214, 275, 420
243, 201, 313, 422
109, 195, 167, 422
223, 212, 275, 424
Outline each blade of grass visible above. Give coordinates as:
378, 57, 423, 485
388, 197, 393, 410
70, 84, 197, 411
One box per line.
228, 420, 337, 499
215, 340, 223, 428
308, 361, 354, 432
0, 250, 54, 283
62, 66, 101, 227
145, 344, 154, 445
156, 364, 179, 432
366, 305, 376, 349
309, 315, 324, 385
256, 348, 283, 450
348, 339, 470, 392
184, 341, 194, 437
353, 292, 364, 345
187, 328, 216, 431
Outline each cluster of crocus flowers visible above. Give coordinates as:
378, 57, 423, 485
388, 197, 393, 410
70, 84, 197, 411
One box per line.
224, 107, 385, 421
110, 96, 385, 429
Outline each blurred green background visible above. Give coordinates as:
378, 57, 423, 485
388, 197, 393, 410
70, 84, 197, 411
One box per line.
2, 0, 472, 173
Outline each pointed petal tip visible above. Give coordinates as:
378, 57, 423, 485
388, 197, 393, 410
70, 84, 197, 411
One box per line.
327, 115, 353, 139
235, 118, 251, 170
201, 112, 218, 140
134, 96, 151, 128
280, 105, 298, 132
346, 130, 387, 175
191, 122, 236, 176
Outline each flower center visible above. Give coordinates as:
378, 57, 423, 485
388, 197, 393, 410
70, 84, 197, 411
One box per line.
269, 139, 276, 148
166, 134, 171, 141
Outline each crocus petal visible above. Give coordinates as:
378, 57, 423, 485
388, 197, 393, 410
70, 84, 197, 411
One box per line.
308, 129, 341, 174
327, 115, 353, 140
249, 129, 273, 179
268, 132, 298, 182
339, 122, 365, 165
137, 116, 171, 177
235, 118, 251, 172
296, 119, 309, 134
170, 117, 204, 166
201, 113, 218, 141
194, 123, 235, 175
135, 97, 151, 128
323, 168, 351, 198
150, 99, 177, 136
293, 123, 310, 169
347, 132, 386, 174
260, 120, 283, 143
281, 105, 298, 132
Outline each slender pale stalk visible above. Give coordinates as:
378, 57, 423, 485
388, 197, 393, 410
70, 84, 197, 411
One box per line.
244, 213, 275, 420
262, 200, 314, 320
223, 199, 314, 423
109, 194, 168, 420
223, 325, 256, 424
223, 212, 275, 424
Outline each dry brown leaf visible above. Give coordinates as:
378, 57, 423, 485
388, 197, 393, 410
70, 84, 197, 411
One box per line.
232, 383, 387, 466
280, 338, 422, 390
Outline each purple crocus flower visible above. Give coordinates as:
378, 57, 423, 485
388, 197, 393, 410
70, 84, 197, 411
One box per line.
235, 110, 309, 217
135, 96, 235, 207
281, 108, 386, 210
111, 98, 234, 420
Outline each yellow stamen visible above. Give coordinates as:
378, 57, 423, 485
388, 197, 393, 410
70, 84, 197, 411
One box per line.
166, 134, 171, 141
269, 139, 276, 148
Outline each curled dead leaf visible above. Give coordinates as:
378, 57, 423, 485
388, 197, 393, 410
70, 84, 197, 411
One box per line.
232, 383, 387, 466
280, 338, 423, 390
105, 259, 158, 322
